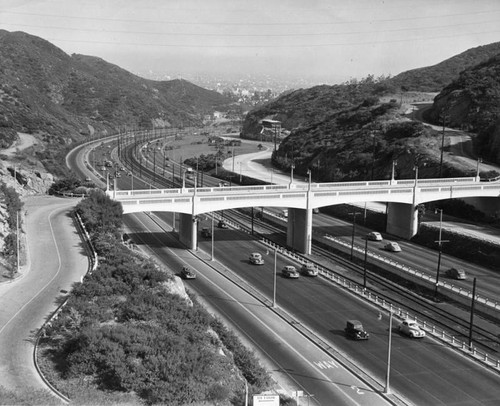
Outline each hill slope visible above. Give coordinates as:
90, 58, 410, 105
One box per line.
0, 30, 233, 174
425, 54, 500, 163
388, 42, 500, 92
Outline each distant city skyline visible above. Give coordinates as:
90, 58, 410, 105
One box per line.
1, 0, 500, 86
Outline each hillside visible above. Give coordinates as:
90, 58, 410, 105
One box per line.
0, 30, 233, 175
387, 42, 500, 92
424, 54, 500, 164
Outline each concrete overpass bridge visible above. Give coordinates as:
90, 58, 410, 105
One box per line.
107, 176, 500, 254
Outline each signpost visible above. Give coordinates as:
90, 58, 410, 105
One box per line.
253, 394, 280, 406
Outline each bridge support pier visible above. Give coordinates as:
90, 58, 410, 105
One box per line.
178, 213, 198, 250
386, 202, 419, 239
286, 208, 313, 255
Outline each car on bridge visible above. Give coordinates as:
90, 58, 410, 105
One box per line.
282, 265, 300, 279
301, 263, 318, 276
180, 266, 196, 280
249, 252, 264, 265
384, 241, 401, 252
366, 231, 383, 241
398, 319, 425, 338
201, 227, 212, 238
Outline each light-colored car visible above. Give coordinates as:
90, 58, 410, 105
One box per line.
282, 265, 299, 279
398, 319, 426, 338
249, 252, 264, 265
366, 231, 383, 241
180, 266, 196, 280
300, 263, 318, 276
384, 241, 402, 252
445, 267, 466, 280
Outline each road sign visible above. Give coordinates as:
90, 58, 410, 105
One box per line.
253, 394, 279, 405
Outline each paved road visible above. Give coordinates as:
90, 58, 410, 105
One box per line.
125, 212, 399, 406
0, 196, 88, 395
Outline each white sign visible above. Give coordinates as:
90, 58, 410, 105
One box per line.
253, 394, 280, 405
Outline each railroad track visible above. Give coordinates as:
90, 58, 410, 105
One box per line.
117, 136, 500, 354
225, 208, 500, 355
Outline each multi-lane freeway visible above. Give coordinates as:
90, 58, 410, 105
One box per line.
68, 133, 500, 405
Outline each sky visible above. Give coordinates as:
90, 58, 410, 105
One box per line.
1, 0, 500, 85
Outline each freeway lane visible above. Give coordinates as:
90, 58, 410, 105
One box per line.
124, 212, 396, 406
191, 220, 500, 406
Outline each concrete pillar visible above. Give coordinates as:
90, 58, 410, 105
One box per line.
178, 213, 198, 250
386, 202, 419, 239
286, 208, 313, 254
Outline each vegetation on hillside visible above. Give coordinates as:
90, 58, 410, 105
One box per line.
38, 189, 272, 405
0, 30, 233, 176
0, 182, 23, 278
387, 42, 500, 92
425, 54, 500, 164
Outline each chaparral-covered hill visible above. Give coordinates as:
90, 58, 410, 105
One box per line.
0, 30, 234, 175
242, 42, 500, 182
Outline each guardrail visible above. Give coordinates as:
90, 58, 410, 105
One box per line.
323, 234, 500, 314
257, 238, 500, 374
33, 212, 98, 403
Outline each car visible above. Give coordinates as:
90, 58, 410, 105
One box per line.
313, 208, 320, 214
217, 220, 229, 229
366, 231, 383, 241
344, 320, 369, 340
180, 266, 196, 279
300, 262, 318, 276
249, 252, 264, 265
85, 177, 92, 182
445, 267, 466, 280
201, 227, 212, 238
282, 265, 299, 279
384, 241, 401, 252
398, 319, 426, 338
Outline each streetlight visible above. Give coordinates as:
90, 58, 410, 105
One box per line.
439, 108, 448, 178
363, 238, 369, 289
384, 310, 394, 394
413, 164, 419, 186
273, 247, 278, 308
290, 164, 295, 185
349, 211, 361, 261
475, 158, 482, 181
434, 208, 449, 301
370, 133, 376, 180
211, 214, 215, 261
239, 161, 242, 183
390, 160, 397, 184
307, 168, 312, 190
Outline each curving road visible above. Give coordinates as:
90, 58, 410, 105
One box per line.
0, 196, 88, 397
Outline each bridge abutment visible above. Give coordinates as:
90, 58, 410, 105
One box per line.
286, 208, 313, 254
178, 213, 198, 250
386, 202, 419, 239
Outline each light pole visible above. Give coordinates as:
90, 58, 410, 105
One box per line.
211, 214, 215, 261
273, 247, 278, 308
434, 208, 449, 301
475, 157, 482, 181
439, 108, 447, 178
290, 164, 295, 185
384, 311, 393, 394
391, 160, 397, 184
370, 132, 376, 180
349, 211, 361, 261
363, 238, 369, 289
239, 161, 242, 183
307, 168, 312, 190
413, 164, 419, 186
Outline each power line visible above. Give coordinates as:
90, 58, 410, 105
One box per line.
40, 28, 500, 48
2, 19, 499, 38
3, 8, 500, 26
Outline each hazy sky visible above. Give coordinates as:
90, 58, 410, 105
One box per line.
1, 0, 500, 84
